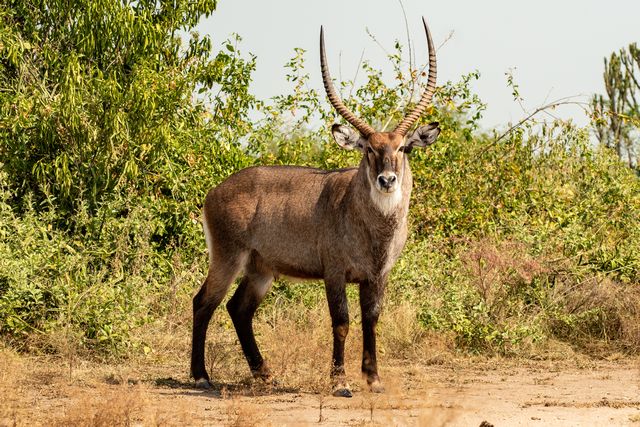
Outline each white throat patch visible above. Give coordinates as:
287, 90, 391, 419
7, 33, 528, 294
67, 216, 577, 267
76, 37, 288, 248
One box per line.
370, 185, 403, 215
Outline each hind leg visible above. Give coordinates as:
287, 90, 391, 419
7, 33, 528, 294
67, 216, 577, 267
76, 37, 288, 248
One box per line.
226, 255, 274, 381
191, 252, 246, 388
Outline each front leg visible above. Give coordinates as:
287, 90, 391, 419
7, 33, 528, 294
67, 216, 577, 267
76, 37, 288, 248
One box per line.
324, 276, 352, 397
359, 279, 385, 393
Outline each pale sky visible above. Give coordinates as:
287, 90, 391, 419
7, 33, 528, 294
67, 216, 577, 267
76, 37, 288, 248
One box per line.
201, 0, 640, 130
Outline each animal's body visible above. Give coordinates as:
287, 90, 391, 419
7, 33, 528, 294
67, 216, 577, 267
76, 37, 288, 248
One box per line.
191, 17, 441, 397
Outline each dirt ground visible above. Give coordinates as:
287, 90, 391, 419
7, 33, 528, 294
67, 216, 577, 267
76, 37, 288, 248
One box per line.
1, 352, 639, 426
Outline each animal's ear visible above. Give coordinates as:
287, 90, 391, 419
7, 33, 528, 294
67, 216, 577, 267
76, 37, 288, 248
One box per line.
402, 122, 440, 153
331, 124, 366, 151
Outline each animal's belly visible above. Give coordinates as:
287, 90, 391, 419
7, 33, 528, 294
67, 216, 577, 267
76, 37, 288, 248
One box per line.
252, 238, 323, 279
269, 260, 323, 280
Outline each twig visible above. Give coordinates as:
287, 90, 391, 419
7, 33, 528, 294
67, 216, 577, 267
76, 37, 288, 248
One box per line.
398, 0, 413, 72
338, 50, 343, 86
366, 27, 392, 58
437, 30, 455, 52
397, 0, 416, 117
382, 102, 404, 131
477, 96, 590, 156
348, 49, 366, 99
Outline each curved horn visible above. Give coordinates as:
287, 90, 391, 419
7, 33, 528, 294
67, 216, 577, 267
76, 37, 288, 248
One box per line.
394, 17, 437, 136
320, 26, 375, 137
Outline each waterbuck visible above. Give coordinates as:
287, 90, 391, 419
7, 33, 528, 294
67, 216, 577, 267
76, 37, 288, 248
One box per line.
191, 17, 440, 397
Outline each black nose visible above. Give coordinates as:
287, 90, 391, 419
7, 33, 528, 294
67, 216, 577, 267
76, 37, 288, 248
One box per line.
377, 174, 397, 189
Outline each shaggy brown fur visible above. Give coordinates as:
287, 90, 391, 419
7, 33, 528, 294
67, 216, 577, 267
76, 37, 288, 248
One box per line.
191, 124, 440, 396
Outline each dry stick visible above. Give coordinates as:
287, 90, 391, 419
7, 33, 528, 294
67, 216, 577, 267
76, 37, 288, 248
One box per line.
398, 0, 413, 72
317, 395, 325, 423
477, 98, 589, 157
397, 0, 415, 116
541, 86, 555, 107
541, 108, 562, 121
366, 24, 405, 130
366, 27, 393, 60
621, 54, 640, 94
348, 49, 366, 100
366, 26, 453, 66
338, 50, 343, 87
381, 102, 403, 132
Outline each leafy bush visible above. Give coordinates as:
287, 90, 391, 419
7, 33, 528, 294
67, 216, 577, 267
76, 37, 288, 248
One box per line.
0, 0, 256, 354
0, 1, 638, 357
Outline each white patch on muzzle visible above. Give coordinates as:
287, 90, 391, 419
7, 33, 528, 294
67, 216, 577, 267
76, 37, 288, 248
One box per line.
367, 166, 402, 215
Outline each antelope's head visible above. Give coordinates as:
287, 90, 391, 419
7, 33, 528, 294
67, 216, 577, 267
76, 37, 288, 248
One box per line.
321, 17, 441, 196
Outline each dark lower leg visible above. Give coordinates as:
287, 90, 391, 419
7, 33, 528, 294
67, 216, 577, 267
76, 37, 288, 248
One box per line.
360, 282, 382, 385
361, 318, 379, 383
326, 280, 351, 397
331, 323, 349, 377
191, 284, 218, 381
227, 277, 269, 378
325, 281, 349, 380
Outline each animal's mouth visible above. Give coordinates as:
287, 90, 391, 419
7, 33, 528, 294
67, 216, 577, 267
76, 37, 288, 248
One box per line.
374, 184, 399, 195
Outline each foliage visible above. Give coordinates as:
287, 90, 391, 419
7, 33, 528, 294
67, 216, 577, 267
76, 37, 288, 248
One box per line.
592, 43, 640, 170
0, 0, 256, 353
248, 42, 640, 354
0, 0, 256, 224
0, 2, 639, 357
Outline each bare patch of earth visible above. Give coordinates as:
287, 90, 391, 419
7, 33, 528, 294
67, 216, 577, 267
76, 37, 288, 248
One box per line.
1, 355, 639, 426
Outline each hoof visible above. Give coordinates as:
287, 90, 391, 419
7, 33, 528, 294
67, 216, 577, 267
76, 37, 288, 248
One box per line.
331, 374, 352, 398
369, 379, 385, 393
265, 377, 280, 386
194, 378, 211, 389
332, 386, 353, 398
251, 363, 275, 384
256, 374, 279, 386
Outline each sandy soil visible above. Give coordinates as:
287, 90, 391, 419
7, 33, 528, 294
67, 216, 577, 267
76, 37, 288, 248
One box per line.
2, 355, 639, 426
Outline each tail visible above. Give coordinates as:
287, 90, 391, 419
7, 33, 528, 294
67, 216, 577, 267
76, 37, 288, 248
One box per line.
202, 209, 214, 264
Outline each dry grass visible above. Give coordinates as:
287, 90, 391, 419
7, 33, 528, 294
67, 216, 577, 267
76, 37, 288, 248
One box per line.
378, 302, 454, 364
224, 396, 265, 427
0, 348, 21, 427
133, 291, 584, 392
1, 340, 638, 426
253, 304, 334, 393
2, 292, 638, 426
244, 299, 457, 394
0, 300, 463, 426
54, 384, 145, 426
462, 239, 546, 307
548, 274, 640, 352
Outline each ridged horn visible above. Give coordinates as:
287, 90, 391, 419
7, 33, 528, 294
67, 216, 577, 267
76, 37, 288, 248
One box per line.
320, 26, 375, 137
394, 17, 437, 136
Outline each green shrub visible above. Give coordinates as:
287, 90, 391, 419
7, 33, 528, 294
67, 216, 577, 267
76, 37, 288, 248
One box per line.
0, 1, 638, 357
